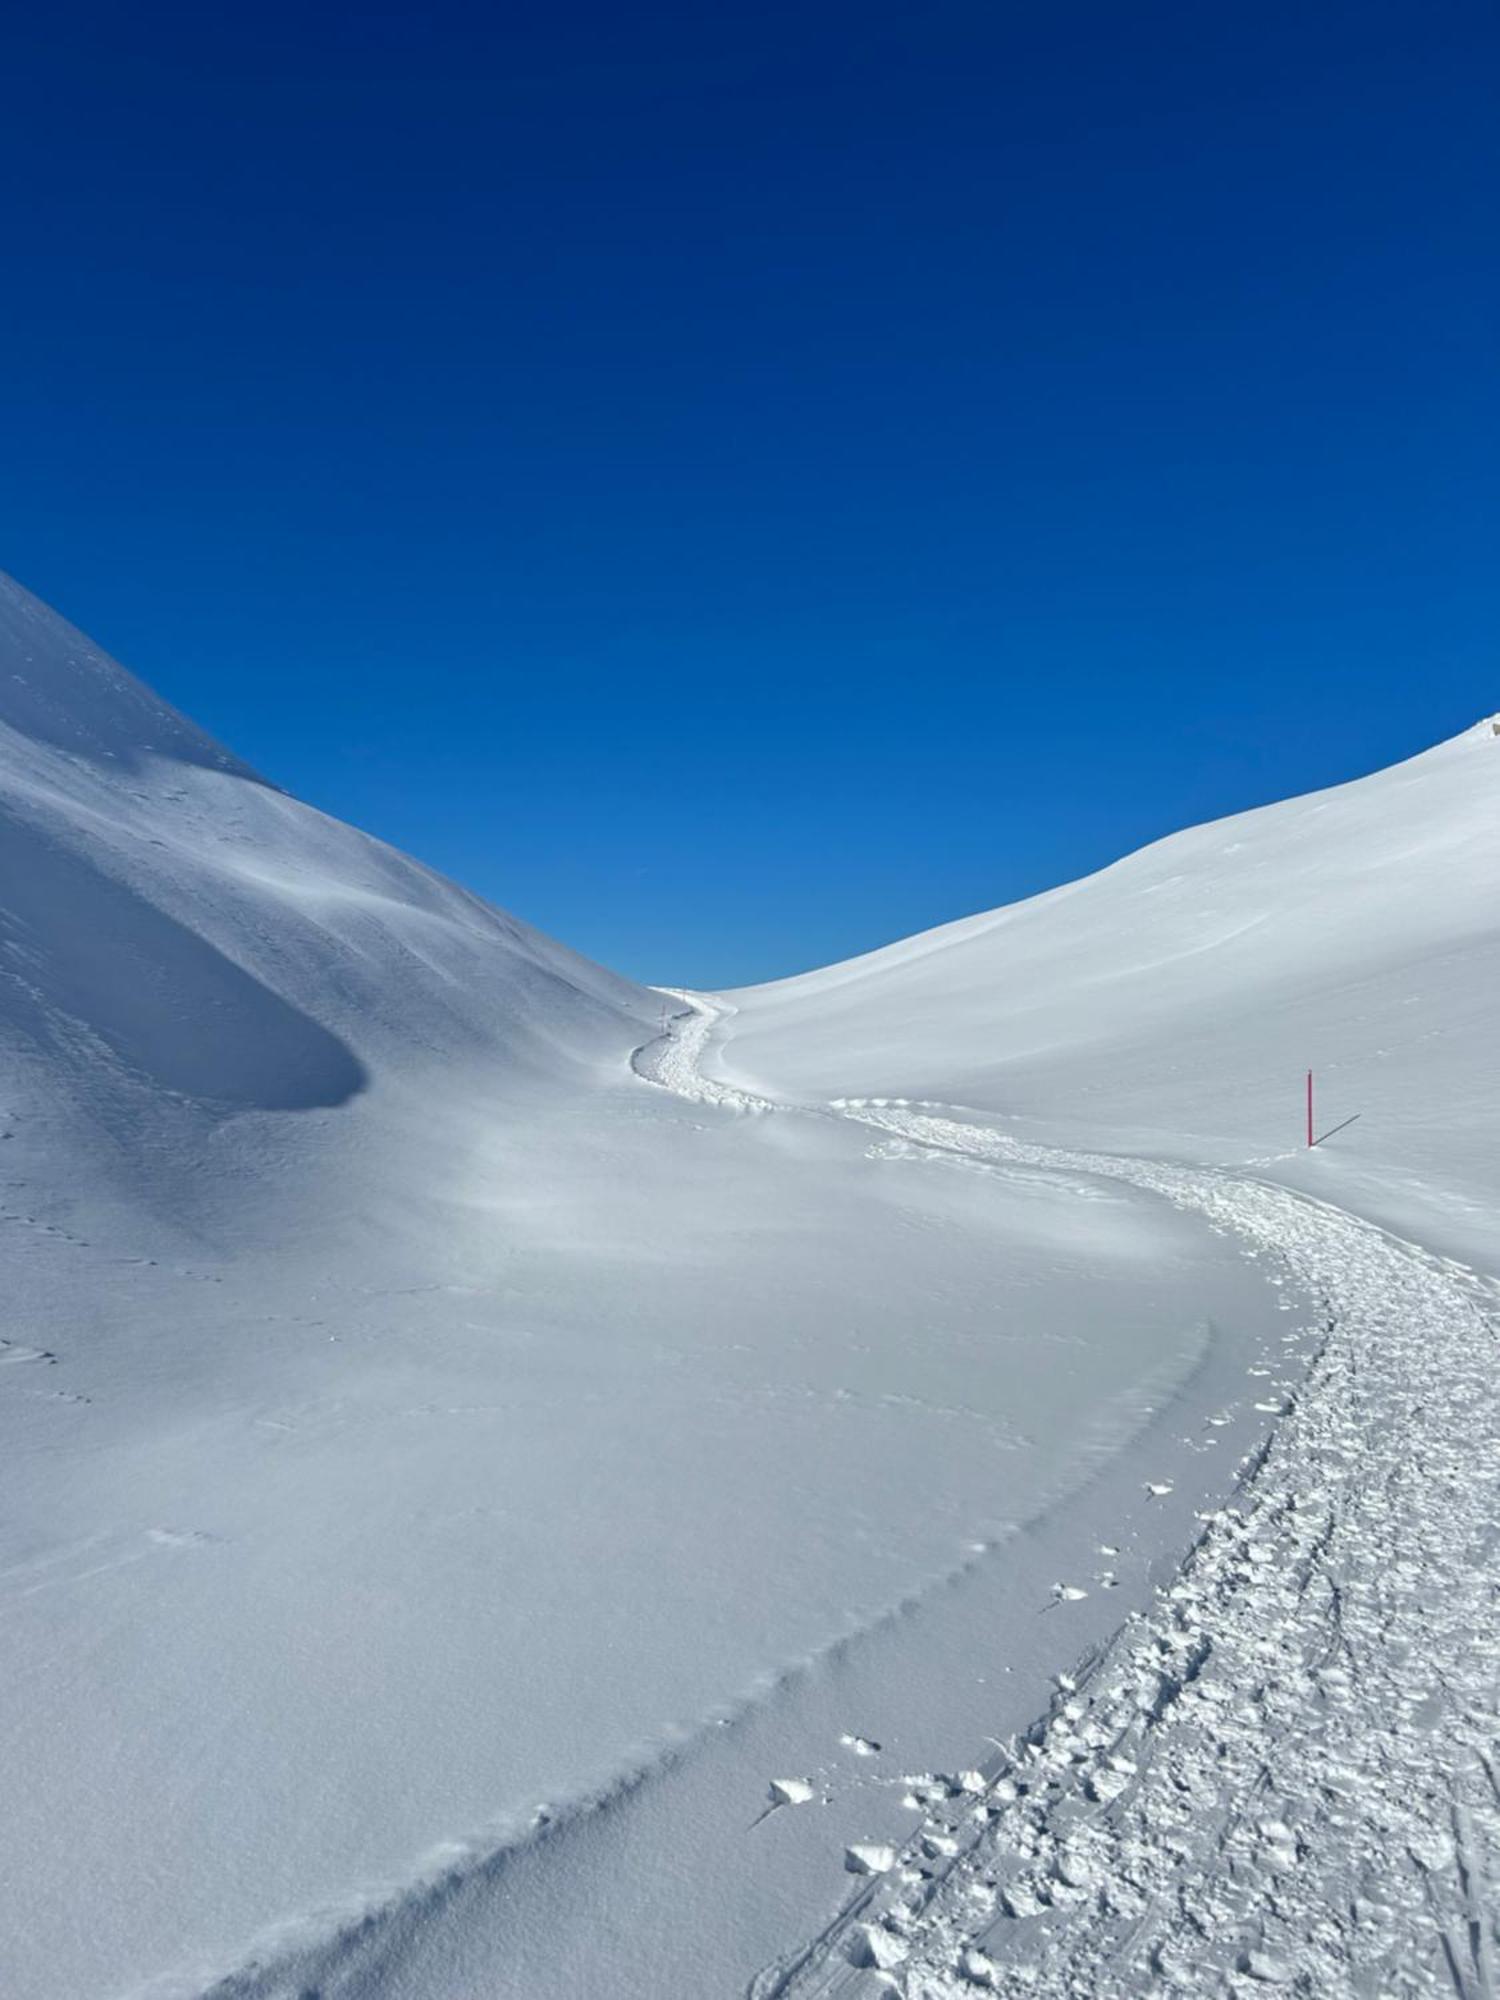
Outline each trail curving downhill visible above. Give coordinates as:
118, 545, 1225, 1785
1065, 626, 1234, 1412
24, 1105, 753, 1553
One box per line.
640, 992, 1500, 2000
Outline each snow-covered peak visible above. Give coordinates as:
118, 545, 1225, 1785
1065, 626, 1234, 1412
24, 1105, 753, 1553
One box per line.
0, 571, 260, 780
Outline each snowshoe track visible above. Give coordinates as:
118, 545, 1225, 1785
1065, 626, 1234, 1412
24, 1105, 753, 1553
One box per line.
641, 993, 1500, 1999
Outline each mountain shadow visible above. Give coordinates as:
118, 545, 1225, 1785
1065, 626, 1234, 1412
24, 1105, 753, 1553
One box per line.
1, 810, 366, 1112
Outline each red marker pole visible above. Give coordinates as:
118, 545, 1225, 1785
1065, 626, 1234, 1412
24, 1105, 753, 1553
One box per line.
1306, 1069, 1314, 1149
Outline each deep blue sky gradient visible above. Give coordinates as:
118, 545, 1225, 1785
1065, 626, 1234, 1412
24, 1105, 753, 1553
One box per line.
4, 1, 1496, 984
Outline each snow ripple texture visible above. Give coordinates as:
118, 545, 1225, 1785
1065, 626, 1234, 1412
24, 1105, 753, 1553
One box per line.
644, 996, 1500, 2000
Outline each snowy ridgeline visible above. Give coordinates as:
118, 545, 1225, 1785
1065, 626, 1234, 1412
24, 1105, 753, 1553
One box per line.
720, 710, 1500, 1271
0, 570, 1496, 1999
0, 575, 655, 1147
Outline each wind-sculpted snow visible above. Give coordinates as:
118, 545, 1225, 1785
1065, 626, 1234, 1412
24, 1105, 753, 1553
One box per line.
0, 570, 657, 1177
2, 805, 368, 1110
5, 570, 1496, 2000
644, 1004, 1500, 1997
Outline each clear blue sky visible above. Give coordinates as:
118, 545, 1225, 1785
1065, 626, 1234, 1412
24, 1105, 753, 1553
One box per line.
4, 1, 1495, 986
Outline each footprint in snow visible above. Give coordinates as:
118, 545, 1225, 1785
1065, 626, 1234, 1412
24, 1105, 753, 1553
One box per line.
840, 1733, 882, 1757
0, 1340, 56, 1368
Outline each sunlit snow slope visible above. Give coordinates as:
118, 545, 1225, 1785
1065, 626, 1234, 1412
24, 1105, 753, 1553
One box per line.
719, 722, 1500, 1265
0, 572, 657, 1216
0, 578, 1304, 2000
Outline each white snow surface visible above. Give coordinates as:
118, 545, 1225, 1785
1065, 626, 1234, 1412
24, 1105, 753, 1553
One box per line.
1, 570, 1496, 1998
720, 718, 1500, 1269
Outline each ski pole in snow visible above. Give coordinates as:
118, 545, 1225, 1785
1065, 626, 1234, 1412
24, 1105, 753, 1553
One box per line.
1306, 1069, 1314, 1149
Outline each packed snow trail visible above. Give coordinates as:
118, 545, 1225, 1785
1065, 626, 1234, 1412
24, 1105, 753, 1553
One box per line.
640, 994, 1500, 1999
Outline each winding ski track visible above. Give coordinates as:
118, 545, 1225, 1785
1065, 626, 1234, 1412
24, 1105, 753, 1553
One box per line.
200, 995, 1498, 2000
639, 993, 1500, 1999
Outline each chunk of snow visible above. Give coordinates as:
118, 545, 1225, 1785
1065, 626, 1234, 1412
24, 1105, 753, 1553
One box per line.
845, 1842, 899, 1875
768, 1778, 815, 1807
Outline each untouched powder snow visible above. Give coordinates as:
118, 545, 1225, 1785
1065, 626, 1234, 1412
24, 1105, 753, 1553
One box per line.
2, 571, 1495, 1998
717, 719, 1500, 1270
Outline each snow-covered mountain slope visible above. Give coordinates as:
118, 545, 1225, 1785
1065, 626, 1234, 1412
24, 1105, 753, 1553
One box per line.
5, 573, 1494, 2000
671, 725, 1500, 1999
0, 571, 657, 1223
717, 720, 1500, 1266
0, 580, 1305, 2000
